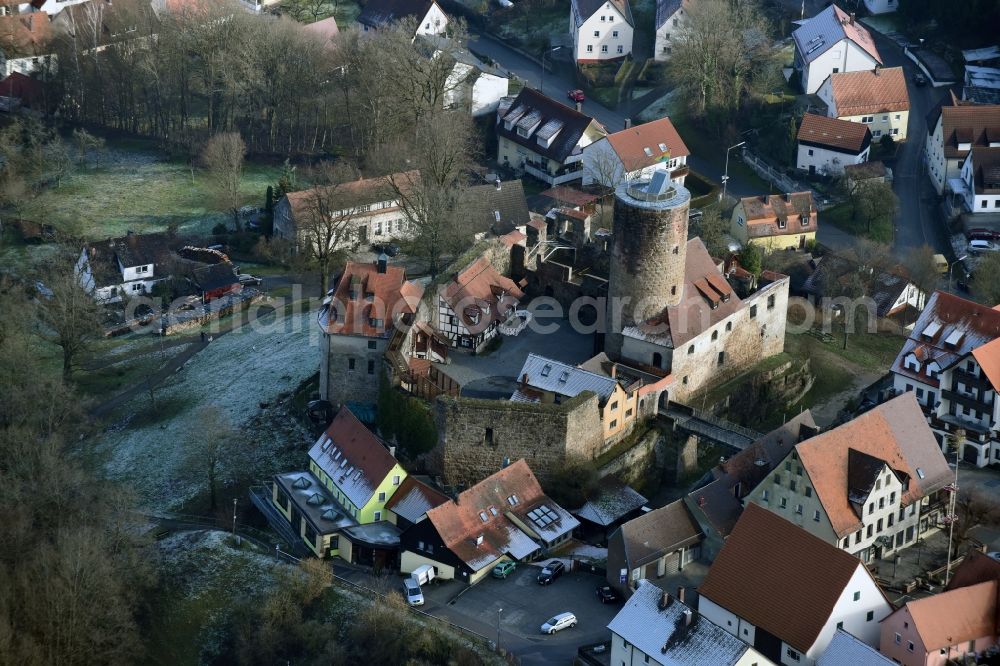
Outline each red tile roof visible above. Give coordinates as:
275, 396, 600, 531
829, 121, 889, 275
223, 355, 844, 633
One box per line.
322, 261, 423, 338
699, 504, 882, 653
284, 170, 418, 225
973, 336, 1000, 391
441, 256, 523, 328
425, 460, 576, 570
0, 11, 50, 57
940, 103, 1000, 159
900, 580, 998, 651
892, 291, 1000, 383
604, 117, 690, 173
795, 393, 951, 537
308, 406, 398, 509
828, 67, 909, 117
798, 113, 871, 153
738, 192, 817, 239
384, 476, 450, 523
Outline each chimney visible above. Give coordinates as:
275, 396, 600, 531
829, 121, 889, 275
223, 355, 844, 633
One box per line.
495, 178, 502, 191
624, 118, 632, 129
610, 364, 617, 379
874, 63, 881, 76
683, 609, 693, 627
658, 590, 671, 610
849, 11, 855, 24
389, 445, 396, 457
575, 102, 582, 113
697, 495, 706, 507
677, 586, 685, 604
520, 372, 529, 388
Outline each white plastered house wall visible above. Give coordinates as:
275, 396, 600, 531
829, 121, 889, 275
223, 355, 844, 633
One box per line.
581, 137, 687, 187
800, 40, 879, 95
653, 2, 684, 62
816, 77, 909, 141
570, 0, 633, 62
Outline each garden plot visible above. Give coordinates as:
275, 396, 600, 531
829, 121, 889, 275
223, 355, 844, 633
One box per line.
94, 309, 321, 511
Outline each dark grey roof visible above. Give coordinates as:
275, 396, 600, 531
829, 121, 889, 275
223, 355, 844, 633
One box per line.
803, 254, 913, 317
107, 231, 173, 269
191, 262, 238, 292
464, 179, 531, 234
573, 478, 647, 527
274, 471, 357, 535
688, 411, 817, 538
496, 88, 599, 164
655, 0, 682, 30
357, 0, 435, 28
571, 0, 634, 26
615, 499, 701, 568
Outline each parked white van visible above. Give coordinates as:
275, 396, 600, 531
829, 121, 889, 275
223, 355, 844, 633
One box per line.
970, 239, 996, 254
411, 564, 436, 586
540, 612, 577, 635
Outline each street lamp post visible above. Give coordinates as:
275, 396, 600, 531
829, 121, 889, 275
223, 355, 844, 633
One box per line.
232, 498, 238, 539
721, 141, 746, 203
949, 255, 968, 292
496, 607, 503, 654
540, 46, 563, 94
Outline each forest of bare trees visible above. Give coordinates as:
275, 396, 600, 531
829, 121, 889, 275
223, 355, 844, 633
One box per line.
43, 0, 471, 162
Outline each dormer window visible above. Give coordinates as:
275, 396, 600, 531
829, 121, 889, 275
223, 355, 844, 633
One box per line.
494, 210, 501, 222
801, 215, 809, 227
479, 511, 489, 522
643, 147, 653, 157
658, 143, 667, 152
778, 218, 786, 229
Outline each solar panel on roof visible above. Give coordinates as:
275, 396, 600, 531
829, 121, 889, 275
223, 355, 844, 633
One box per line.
648, 170, 670, 195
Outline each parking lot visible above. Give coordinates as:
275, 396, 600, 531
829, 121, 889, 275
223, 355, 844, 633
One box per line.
424, 560, 620, 663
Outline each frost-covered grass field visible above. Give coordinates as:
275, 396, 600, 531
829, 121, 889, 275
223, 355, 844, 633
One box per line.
93, 308, 321, 511
1, 140, 285, 276
22, 146, 283, 240
148, 530, 283, 665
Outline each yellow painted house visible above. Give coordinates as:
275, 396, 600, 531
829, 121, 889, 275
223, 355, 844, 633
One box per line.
270, 406, 408, 567
513, 353, 640, 443
730, 192, 818, 251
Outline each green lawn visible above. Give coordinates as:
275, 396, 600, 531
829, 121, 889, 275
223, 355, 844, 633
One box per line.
671, 113, 772, 194
822, 201, 894, 244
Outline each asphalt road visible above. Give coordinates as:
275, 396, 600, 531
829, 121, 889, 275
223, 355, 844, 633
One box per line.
868, 29, 948, 256
467, 30, 763, 199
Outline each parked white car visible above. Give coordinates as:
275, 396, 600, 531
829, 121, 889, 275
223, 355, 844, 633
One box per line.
403, 577, 424, 606
540, 612, 577, 635
970, 239, 997, 254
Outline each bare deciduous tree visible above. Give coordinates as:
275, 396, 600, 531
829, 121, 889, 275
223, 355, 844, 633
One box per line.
667, 0, 773, 131
201, 132, 246, 230
379, 111, 477, 277
183, 406, 238, 512
35, 249, 104, 380
297, 160, 364, 295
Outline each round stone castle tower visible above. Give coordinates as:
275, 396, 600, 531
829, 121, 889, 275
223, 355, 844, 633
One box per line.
605, 172, 691, 360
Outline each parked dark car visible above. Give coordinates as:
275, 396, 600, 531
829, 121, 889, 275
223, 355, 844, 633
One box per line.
596, 585, 619, 604
913, 73, 927, 87
372, 242, 401, 257
967, 228, 1000, 241
536, 560, 565, 585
